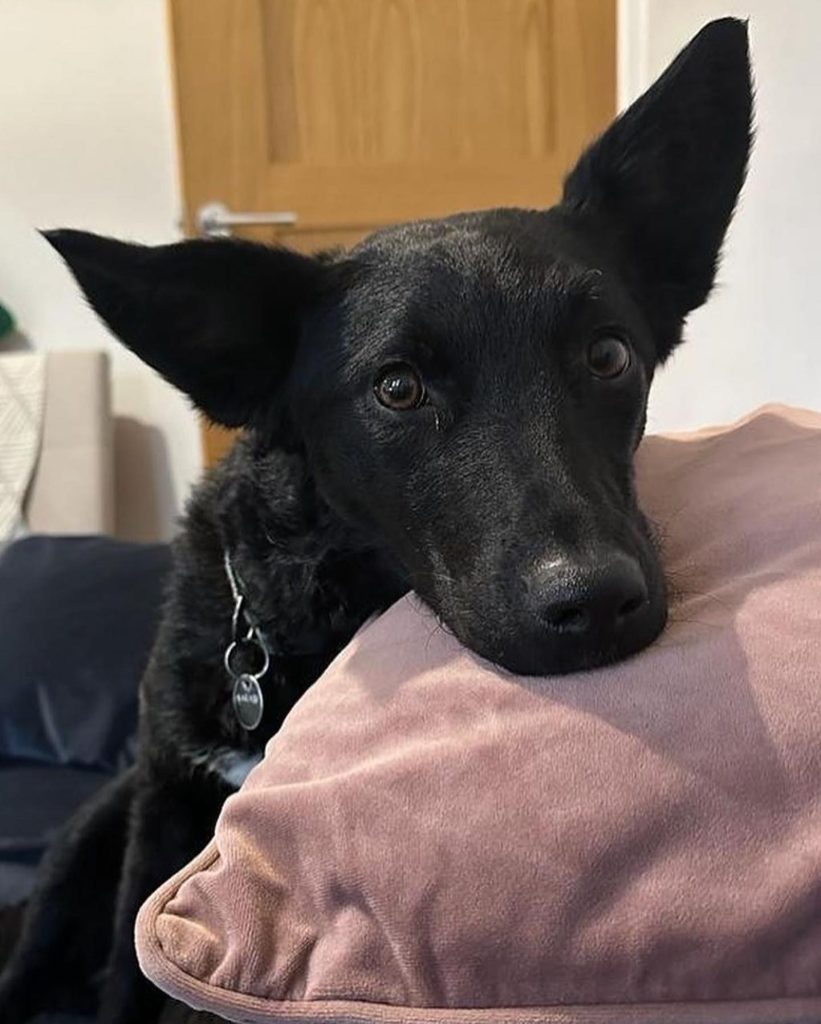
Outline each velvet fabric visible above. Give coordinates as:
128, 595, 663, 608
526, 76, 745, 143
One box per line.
136, 406, 821, 1023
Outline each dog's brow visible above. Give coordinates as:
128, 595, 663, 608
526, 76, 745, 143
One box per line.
533, 264, 606, 338
546, 263, 604, 301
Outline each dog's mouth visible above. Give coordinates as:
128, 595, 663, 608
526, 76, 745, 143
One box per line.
460, 597, 669, 677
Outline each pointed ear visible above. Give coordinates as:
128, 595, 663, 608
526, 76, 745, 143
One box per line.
43, 229, 337, 427
562, 18, 753, 359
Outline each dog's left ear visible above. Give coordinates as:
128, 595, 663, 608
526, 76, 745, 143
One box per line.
43, 229, 338, 427
562, 18, 753, 360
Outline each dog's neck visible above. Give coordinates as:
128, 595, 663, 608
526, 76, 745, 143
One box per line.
214, 437, 404, 657
158, 434, 406, 765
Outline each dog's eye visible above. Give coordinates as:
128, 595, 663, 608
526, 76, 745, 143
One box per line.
373, 363, 426, 411
586, 336, 631, 379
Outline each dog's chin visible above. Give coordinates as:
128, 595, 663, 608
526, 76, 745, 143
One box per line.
447, 600, 669, 678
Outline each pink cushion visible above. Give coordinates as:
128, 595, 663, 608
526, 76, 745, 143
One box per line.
136, 405, 821, 1024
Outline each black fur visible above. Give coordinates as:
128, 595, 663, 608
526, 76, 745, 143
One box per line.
0, 19, 752, 1023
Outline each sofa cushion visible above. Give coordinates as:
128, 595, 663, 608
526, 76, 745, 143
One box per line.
0, 535, 170, 902
137, 406, 821, 1024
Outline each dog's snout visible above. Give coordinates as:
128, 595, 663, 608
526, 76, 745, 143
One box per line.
533, 554, 648, 638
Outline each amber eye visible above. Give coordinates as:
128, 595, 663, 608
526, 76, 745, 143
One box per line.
373, 363, 426, 410
586, 336, 631, 379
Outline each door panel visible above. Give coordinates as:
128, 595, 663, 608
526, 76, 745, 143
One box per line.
167, 0, 616, 464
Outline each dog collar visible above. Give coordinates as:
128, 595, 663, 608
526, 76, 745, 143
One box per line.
223, 550, 270, 732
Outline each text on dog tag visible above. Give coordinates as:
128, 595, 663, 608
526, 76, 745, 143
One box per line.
232, 673, 264, 731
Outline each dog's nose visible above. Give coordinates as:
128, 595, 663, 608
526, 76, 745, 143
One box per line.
532, 553, 648, 638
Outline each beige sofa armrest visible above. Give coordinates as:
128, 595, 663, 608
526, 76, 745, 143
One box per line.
25, 349, 114, 535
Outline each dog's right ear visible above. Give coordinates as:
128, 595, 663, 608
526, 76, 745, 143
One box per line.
43, 229, 337, 428
561, 18, 752, 361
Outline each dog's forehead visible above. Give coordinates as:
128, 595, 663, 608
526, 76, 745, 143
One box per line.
346, 209, 611, 338
354, 208, 594, 280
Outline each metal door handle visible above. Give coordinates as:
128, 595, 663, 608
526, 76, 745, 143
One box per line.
196, 201, 298, 238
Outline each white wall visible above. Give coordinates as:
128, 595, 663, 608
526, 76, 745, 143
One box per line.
0, 0, 202, 541
620, 0, 821, 432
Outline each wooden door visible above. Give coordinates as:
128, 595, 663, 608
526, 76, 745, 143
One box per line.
168, 0, 616, 464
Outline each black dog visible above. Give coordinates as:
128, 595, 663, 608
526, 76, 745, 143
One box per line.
0, 18, 751, 1024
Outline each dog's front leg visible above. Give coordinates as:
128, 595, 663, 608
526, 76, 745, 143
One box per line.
0, 766, 136, 1023
97, 764, 228, 1024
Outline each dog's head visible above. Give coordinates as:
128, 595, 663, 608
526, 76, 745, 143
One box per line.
46, 19, 752, 675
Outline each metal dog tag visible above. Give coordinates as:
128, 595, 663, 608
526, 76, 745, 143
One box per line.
232, 673, 264, 731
